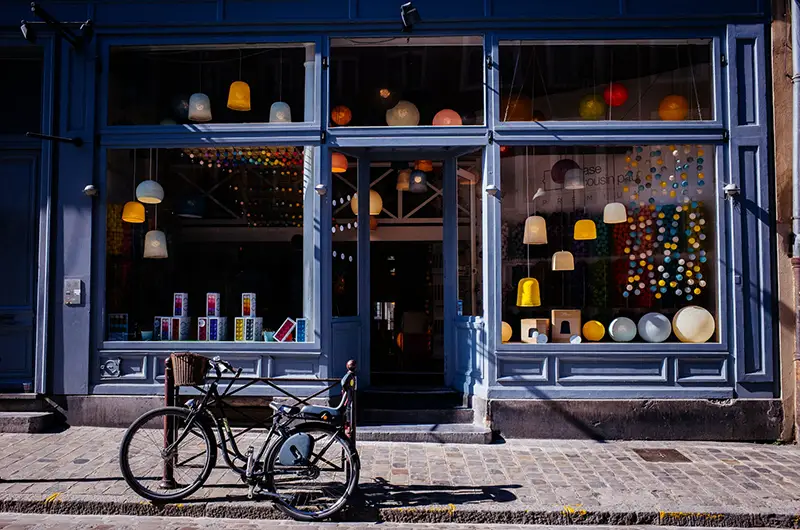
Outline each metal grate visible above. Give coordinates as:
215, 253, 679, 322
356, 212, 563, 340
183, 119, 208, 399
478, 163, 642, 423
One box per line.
632, 448, 691, 463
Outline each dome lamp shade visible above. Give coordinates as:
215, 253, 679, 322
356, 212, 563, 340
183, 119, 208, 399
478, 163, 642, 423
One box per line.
415, 160, 433, 172
564, 168, 585, 190
637, 312, 672, 343
136, 180, 164, 204
350, 189, 383, 216
523, 215, 547, 245
386, 100, 420, 126
122, 201, 145, 223
269, 101, 292, 123
609, 317, 637, 342
552, 250, 575, 271
550, 159, 579, 184
432, 109, 463, 126
143, 230, 168, 259
332, 152, 348, 173
574, 219, 597, 240
227, 81, 251, 111
516, 278, 541, 307
396, 169, 411, 191
409, 170, 427, 193
672, 306, 716, 343
501, 321, 513, 343
603, 202, 627, 224
188, 93, 212, 122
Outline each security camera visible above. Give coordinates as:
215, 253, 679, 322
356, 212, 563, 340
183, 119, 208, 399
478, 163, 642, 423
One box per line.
400, 2, 421, 32
20, 20, 35, 43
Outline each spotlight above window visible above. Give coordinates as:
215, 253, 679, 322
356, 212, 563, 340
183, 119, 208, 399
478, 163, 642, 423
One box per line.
400, 2, 421, 32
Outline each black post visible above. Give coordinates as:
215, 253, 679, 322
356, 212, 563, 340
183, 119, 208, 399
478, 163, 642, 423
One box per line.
160, 357, 177, 489
346, 359, 357, 448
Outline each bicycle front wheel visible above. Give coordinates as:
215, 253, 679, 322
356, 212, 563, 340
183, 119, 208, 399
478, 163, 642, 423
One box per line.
119, 406, 216, 502
265, 422, 360, 521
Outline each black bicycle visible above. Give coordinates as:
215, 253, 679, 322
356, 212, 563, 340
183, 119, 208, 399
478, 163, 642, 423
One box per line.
119, 355, 360, 522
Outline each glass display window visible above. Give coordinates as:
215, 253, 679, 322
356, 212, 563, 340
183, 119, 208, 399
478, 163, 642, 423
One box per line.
499, 144, 718, 345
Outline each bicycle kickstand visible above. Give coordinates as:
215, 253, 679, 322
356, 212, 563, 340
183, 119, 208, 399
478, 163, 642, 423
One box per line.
245, 446, 257, 499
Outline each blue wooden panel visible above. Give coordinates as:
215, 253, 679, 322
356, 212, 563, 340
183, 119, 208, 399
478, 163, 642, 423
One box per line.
675, 357, 728, 383
497, 357, 548, 382
332, 318, 361, 375
226, 0, 349, 22
736, 39, 757, 126
93, 1, 219, 25
556, 357, 667, 383
358, 0, 484, 20
99, 354, 148, 380
623, 0, 761, 17
271, 358, 317, 377
492, 0, 620, 19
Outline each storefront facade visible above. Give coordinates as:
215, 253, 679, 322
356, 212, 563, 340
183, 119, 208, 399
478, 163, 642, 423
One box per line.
0, 0, 785, 438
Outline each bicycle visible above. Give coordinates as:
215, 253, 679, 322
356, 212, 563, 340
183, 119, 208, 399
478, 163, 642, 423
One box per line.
118, 355, 360, 522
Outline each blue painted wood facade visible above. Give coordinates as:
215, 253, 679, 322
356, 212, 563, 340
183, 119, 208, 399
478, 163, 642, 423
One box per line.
0, 0, 777, 401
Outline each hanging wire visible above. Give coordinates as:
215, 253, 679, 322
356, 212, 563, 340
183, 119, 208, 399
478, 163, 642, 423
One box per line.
687, 46, 703, 120
239, 48, 243, 80
607, 48, 613, 121
504, 45, 522, 121
279, 49, 283, 101
132, 148, 136, 195
525, 146, 531, 278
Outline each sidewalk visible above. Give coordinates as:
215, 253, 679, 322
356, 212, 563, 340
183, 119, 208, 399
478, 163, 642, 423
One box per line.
0, 427, 799, 527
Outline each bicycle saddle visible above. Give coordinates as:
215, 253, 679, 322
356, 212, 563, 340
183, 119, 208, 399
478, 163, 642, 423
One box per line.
269, 402, 300, 415
300, 405, 342, 422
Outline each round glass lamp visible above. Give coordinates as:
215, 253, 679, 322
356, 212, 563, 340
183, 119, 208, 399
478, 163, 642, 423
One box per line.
552, 250, 575, 271
637, 312, 672, 343
432, 109, 462, 126
564, 168, 585, 190
143, 230, 168, 259
269, 101, 292, 123
121, 201, 145, 223
386, 100, 420, 126
396, 169, 411, 191
501, 321, 512, 343
583, 320, 605, 341
608, 317, 636, 342
574, 219, 597, 240
227, 81, 251, 111
523, 215, 547, 245
332, 152, 348, 173
188, 93, 212, 122
603, 202, 627, 224
409, 170, 427, 193
672, 306, 715, 343
350, 190, 383, 216
516, 278, 541, 307
136, 180, 164, 204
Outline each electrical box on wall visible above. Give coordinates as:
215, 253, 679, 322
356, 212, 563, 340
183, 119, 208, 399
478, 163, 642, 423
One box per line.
64, 278, 83, 306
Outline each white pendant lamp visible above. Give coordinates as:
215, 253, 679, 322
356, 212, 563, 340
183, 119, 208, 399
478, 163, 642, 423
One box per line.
564, 167, 585, 190
188, 93, 212, 122
523, 216, 547, 245
552, 250, 575, 271
136, 149, 164, 204
270, 102, 292, 123
144, 230, 168, 259
603, 202, 627, 224
386, 100, 420, 126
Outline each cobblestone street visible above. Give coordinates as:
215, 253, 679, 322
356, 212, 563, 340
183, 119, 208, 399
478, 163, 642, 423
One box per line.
1, 428, 800, 526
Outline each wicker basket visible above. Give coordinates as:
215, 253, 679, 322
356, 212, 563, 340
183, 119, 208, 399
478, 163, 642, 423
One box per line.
170, 352, 209, 387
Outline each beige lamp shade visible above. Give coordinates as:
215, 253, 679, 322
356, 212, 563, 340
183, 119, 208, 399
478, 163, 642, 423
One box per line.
501, 321, 512, 343
332, 152, 348, 173
516, 278, 541, 307
603, 202, 627, 224
396, 169, 411, 191
672, 306, 716, 343
523, 215, 547, 245
552, 250, 575, 271
227, 81, 251, 111
574, 219, 597, 240
122, 201, 145, 223
386, 100, 420, 126
564, 168, 585, 190
143, 230, 168, 259
350, 190, 383, 216
188, 93, 212, 122
136, 180, 164, 204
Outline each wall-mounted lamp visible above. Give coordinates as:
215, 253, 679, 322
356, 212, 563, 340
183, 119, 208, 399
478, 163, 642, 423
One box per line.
21, 3, 93, 49
82, 184, 98, 197
723, 183, 740, 199
400, 2, 421, 32
485, 184, 500, 197
315, 183, 328, 196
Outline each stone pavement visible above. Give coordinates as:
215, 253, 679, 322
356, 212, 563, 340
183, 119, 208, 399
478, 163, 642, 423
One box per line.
1, 428, 800, 527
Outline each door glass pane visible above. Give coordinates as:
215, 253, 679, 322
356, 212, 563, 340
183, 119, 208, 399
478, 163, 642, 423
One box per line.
331, 151, 358, 317
499, 40, 713, 122
329, 37, 484, 127
457, 153, 483, 317
500, 144, 718, 345
105, 146, 313, 343
108, 44, 314, 126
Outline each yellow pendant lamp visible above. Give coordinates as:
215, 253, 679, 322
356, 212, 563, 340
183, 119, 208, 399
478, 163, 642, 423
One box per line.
552, 250, 575, 271
332, 152, 348, 173
122, 149, 145, 223
574, 219, 597, 240
516, 278, 541, 307
228, 51, 251, 111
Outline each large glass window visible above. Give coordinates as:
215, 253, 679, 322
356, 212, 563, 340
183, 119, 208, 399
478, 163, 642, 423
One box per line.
108, 43, 314, 126
329, 37, 484, 127
0, 47, 43, 134
500, 145, 718, 345
499, 40, 713, 122
105, 146, 312, 343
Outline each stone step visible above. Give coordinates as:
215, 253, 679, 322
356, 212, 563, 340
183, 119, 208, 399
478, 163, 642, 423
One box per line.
356, 423, 492, 444
359, 407, 474, 425
0, 411, 56, 433
0, 393, 49, 412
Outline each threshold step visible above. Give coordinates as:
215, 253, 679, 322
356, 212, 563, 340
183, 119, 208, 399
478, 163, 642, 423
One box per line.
359, 407, 474, 425
356, 423, 492, 444
0, 411, 56, 433
359, 389, 466, 410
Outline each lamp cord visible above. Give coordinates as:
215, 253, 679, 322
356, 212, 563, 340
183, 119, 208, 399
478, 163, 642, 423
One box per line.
132, 148, 136, 196
525, 146, 530, 278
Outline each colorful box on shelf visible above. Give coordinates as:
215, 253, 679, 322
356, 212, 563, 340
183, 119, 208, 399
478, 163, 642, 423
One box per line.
241, 293, 256, 317
153, 317, 190, 341
108, 313, 128, 341
173, 293, 189, 317
234, 317, 263, 342
206, 293, 221, 317
295, 318, 307, 342
208, 316, 228, 341
274, 318, 296, 342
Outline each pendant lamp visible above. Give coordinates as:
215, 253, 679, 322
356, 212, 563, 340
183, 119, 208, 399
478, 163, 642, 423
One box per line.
603, 202, 627, 224
396, 169, 411, 191
432, 109, 462, 126
409, 170, 427, 193
144, 230, 168, 259
188, 93, 212, 122
501, 321, 513, 343
564, 168, 585, 190
332, 152, 348, 173
270, 102, 292, 123
523, 215, 547, 244
574, 219, 597, 240
350, 190, 383, 216
227, 50, 251, 111
415, 160, 433, 172
123, 149, 145, 223
552, 250, 575, 271
516, 278, 541, 307
136, 149, 164, 204
386, 100, 420, 126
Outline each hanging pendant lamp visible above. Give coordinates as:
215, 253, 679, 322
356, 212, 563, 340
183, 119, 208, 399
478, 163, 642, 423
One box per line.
516, 278, 541, 307
396, 169, 411, 191
564, 168, 585, 190
270, 102, 292, 123
409, 170, 427, 193
603, 202, 627, 224
144, 229, 168, 259
415, 160, 433, 172
136, 149, 164, 204
574, 219, 597, 240
123, 149, 145, 223
227, 50, 251, 111
350, 190, 383, 216
552, 250, 575, 271
188, 93, 212, 122
332, 152, 348, 173
523, 215, 547, 244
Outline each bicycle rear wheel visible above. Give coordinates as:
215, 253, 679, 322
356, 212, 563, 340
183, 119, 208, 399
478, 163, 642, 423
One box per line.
265, 422, 360, 521
119, 406, 216, 502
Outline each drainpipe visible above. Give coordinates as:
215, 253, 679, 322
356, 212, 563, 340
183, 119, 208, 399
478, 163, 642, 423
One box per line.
791, 0, 800, 442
